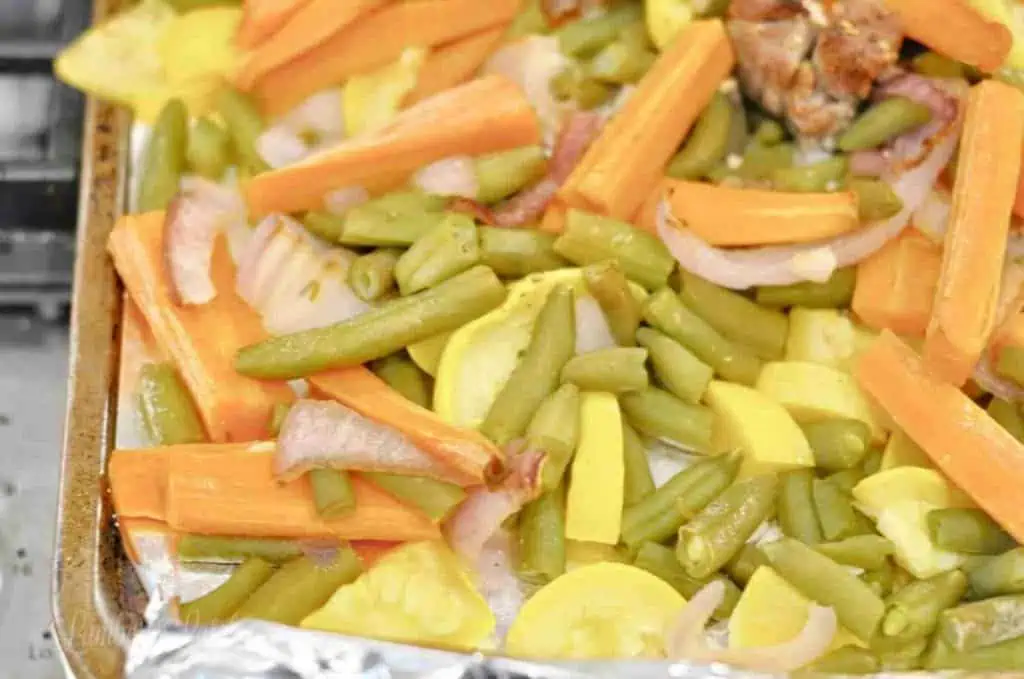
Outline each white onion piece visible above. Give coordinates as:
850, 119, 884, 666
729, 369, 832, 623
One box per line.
275, 399, 465, 483
324, 185, 370, 217
665, 580, 837, 671
912, 188, 950, 244
279, 88, 346, 143
412, 156, 480, 199
257, 125, 311, 169
574, 295, 617, 354
656, 119, 960, 289
973, 356, 1024, 403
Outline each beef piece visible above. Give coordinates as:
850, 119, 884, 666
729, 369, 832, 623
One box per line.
812, 0, 903, 99
728, 17, 815, 115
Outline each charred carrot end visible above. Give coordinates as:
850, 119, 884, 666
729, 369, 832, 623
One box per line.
108, 212, 294, 441
251, 0, 523, 117
234, 0, 387, 91
236, 0, 312, 50
560, 20, 735, 220
245, 75, 541, 216
853, 228, 942, 337
856, 331, 1024, 543
657, 179, 859, 247
406, 27, 507, 105
885, 0, 1012, 73
310, 367, 504, 486
924, 80, 1024, 386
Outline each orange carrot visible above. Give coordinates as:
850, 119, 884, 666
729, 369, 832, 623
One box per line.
632, 179, 666, 235
856, 330, 1024, 543
649, 179, 860, 247
109, 445, 440, 541
852, 229, 943, 337
538, 202, 568, 234
244, 75, 541, 216
884, 0, 1012, 73
249, 0, 522, 117
234, 0, 388, 91
108, 212, 294, 442
236, 0, 312, 50
924, 80, 1024, 386
309, 366, 504, 485
406, 27, 507, 104
1014, 147, 1024, 219
351, 540, 399, 567
558, 20, 735, 220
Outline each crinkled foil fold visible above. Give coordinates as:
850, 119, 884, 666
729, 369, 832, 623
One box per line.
124, 621, 748, 679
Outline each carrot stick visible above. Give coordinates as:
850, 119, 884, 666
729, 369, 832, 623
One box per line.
406, 27, 507, 105
108, 212, 294, 442
632, 178, 667, 235
249, 0, 522, 117
309, 366, 504, 485
108, 445, 440, 541
852, 228, 943, 337
924, 80, 1024, 386
884, 0, 1012, 73
651, 179, 860, 246
244, 74, 541, 216
558, 20, 735, 220
236, 0, 312, 50
856, 330, 1024, 543
538, 202, 568, 234
234, 0, 388, 91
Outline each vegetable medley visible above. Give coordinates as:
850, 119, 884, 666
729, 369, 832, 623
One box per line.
58, 0, 1024, 671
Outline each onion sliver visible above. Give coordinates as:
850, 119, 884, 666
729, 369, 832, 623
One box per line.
413, 156, 479, 198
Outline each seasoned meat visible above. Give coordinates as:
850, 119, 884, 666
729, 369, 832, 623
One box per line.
785, 62, 857, 138
729, 17, 815, 116
729, 0, 803, 21
813, 0, 903, 100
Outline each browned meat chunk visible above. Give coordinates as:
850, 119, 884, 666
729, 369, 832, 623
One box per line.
728, 17, 815, 116
813, 0, 903, 99
785, 63, 856, 138
729, 0, 803, 21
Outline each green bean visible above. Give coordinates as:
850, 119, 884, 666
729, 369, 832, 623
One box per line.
761, 537, 886, 643
815, 535, 895, 571
881, 569, 967, 643
962, 554, 996, 576
555, 3, 643, 57
518, 484, 566, 584
528, 384, 581, 490
997, 345, 1024, 387
179, 557, 276, 626
755, 267, 857, 308
800, 645, 879, 675
850, 178, 904, 220
480, 227, 567, 278
737, 141, 796, 181
967, 547, 1024, 599
362, 472, 466, 522
186, 117, 230, 180
635, 327, 712, 404
771, 155, 849, 193
550, 62, 616, 109
861, 560, 899, 599
912, 52, 967, 79
838, 98, 933, 152
926, 634, 1024, 670
724, 542, 767, 587
337, 191, 448, 247
987, 397, 1024, 442
138, 99, 187, 213
677, 474, 778, 579
506, 0, 549, 39
235, 265, 506, 378
370, 352, 432, 409
752, 118, 785, 146
554, 209, 675, 290
308, 468, 356, 518
622, 422, 655, 507
136, 363, 206, 445
474, 146, 548, 204
861, 448, 883, 476
348, 248, 401, 302
233, 548, 362, 625
582, 260, 642, 346
632, 542, 740, 620
937, 594, 1024, 651
394, 213, 479, 295
642, 288, 763, 385
301, 211, 347, 242
620, 454, 741, 548
872, 634, 929, 671
268, 402, 291, 437
802, 419, 871, 471
560, 347, 649, 393
667, 92, 733, 180
777, 470, 823, 544
619, 387, 715, 453
587, 39, 656, 84
619, 21, 654, 51
928, 508, 1016, 555
481, 285, 575, 446
679, 271, 789, 360
828, 468, 868, 496
814, 478, 866, 541
177, 535, 303, 564
217, 88, 268, 174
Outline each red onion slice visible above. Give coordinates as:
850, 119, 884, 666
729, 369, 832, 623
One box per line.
279, 88, 346, 145
257, 125, 311, 169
